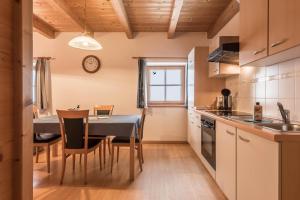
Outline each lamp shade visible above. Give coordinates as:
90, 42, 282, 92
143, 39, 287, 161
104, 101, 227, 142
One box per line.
68, 34, 103, 51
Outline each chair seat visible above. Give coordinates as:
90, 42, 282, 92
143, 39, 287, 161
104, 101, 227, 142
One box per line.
112, 136, 140, 144
89, 135, 107, 138
34, 133, 61, 143
88, 139, 102, 149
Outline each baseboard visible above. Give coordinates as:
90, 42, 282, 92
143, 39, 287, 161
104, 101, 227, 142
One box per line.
142, 140, 188, 144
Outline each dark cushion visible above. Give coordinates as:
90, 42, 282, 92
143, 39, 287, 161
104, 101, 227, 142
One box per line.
89, 135, 107, 138
111, 136, 140, 144
64, 118, 85, 149
97, 110, 110, 116
34, 133, 61, 143
87, 139, 102, 149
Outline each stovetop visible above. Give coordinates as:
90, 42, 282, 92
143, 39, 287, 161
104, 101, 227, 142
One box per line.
207, 110, 252, 117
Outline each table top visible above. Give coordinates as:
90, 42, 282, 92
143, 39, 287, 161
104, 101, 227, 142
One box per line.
34, 115, 141, 138
34, 115, 141, 124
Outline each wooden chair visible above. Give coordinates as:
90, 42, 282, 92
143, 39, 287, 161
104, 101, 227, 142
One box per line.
57, 110, 103, 185
33, 105, 61, 173
110, 108, 146, 173
93, 105, 114, 164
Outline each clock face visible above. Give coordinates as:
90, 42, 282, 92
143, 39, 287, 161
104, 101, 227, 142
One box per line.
82, 55, 101, 73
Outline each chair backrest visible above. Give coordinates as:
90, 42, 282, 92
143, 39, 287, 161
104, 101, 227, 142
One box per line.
94, 105, 114, 116
138, 108, 146, 140
57, 110, 89, 150
33, 105, 39, 119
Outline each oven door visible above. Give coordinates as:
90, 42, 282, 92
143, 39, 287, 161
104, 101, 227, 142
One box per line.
201, 123, 216, 170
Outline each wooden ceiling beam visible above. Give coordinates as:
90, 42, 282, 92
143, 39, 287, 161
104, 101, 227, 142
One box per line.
110, 0, 134, 39
33, 14, 56, 39
47, 0, 93, 33
168, 0, 184, 39
207, 0, 240, 39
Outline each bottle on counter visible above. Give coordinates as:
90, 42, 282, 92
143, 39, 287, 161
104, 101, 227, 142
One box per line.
254, 102, 263, 121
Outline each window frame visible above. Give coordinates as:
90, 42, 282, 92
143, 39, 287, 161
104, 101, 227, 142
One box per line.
146, 65, 186, 107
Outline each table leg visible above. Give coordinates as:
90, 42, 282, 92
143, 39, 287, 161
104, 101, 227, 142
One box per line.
130, 136, 135, 181
52, 144, 58, 157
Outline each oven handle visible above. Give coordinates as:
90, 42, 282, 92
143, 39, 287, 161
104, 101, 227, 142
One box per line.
201, 124, 212, 129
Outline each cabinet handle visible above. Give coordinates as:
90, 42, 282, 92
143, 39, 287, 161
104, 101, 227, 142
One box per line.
0, 153, 2, 162
197, 125, 201, 128
238, 135, 250, 143
226, 130, 235, 136
191, 121, 194, 124
271, 39, 288, 48
252, 48, 266, 55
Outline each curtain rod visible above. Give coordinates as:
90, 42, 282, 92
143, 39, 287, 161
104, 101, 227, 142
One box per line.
132, 56, 187, 59
33, 57, 56, 60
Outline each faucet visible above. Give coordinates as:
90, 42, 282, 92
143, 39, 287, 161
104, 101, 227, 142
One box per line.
277, 102, 290, 124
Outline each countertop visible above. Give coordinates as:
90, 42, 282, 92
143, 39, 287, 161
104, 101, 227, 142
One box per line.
193, 109, 300, 142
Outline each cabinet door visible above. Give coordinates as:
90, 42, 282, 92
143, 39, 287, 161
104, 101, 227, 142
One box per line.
237, 129, 279, 200
188, 111, 202, 156
216, 122, 236, 200
269, 0, 300, 55
187, 111, 193, 143
209, 62, 219, 78
187, 50, 195, 108
239, 0, 268, 66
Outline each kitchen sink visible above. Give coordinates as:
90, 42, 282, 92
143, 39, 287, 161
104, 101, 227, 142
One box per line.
258, 123, 300, 132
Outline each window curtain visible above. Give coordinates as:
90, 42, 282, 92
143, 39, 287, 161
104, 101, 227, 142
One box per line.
35, 58, 52, 114
137, 59, 146, 108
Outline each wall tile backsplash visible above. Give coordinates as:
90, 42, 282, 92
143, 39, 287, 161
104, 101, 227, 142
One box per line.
232, 58, 300, 122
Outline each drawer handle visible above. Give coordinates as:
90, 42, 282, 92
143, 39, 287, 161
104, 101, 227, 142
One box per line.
253, 48, 266, 55
0, 153, 3, 162
226, 130, 235, 136
271, 39, 288, 48
239, 135, 250, 143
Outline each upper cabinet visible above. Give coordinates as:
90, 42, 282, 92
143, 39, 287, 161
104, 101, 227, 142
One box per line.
240, 0, 300, 66
239, 0, 268, 66
269, 0, 300, 55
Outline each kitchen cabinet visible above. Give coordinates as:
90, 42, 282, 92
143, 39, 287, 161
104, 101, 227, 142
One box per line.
187, 47, 224, 108
187, 109, 201, 157
237, 129, 279, 200
239, 0, 268, 66
209, 62, 240, 78
216, 122, 236, 200
269, 0, 300, 55
187, 53, 195, 108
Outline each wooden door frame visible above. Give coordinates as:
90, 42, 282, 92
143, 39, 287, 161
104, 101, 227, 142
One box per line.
0, 0, 33, 199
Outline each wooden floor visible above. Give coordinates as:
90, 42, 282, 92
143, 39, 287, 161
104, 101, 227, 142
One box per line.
33, 144, 226, 200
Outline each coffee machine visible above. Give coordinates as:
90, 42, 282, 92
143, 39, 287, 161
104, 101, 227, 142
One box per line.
216, 89, 232, 110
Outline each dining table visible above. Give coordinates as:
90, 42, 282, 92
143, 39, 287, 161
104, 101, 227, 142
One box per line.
33, 114, 141, 181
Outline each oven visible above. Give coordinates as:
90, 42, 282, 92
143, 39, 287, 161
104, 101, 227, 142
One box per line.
201, 115, 216, 170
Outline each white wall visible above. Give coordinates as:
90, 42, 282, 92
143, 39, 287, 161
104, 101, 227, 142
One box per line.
33, 32, 208, 141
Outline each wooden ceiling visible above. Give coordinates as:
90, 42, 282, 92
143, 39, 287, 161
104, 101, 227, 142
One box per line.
33, 0, 239, 39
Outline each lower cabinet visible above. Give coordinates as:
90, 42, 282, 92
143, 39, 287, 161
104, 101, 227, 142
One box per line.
216, 122, 236, 200
187, 110, 202, 157
237, 129, 279, 200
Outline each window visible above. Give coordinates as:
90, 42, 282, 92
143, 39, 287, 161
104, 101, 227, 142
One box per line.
146, 65, 185, 106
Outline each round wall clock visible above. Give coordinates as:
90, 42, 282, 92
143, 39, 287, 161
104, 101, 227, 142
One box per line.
82, 55, 101, 73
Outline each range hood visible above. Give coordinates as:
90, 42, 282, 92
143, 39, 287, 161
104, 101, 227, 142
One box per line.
208, 36, 239, 65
